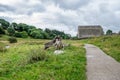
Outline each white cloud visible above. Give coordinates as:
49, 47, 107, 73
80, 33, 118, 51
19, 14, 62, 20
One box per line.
0, 0, 120, 36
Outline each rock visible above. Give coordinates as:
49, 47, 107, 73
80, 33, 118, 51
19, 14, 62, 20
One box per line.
5, 45, 10, 49
54, 50, 64, 55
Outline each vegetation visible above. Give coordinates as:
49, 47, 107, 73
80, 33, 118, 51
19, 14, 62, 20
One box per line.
0, 42, 6, 52
8, 37, 17, 43
0, 18, 71, 39
88, 35, 120, 62
106, 29, 112, 35
0, 36, 86, 80
0, 26, 5, 34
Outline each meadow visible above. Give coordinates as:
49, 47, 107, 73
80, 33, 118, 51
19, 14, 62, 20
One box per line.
0, 36, 86, 80
0, 35, 120, 80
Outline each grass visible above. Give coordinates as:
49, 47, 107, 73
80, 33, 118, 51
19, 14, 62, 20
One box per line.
0, 36, 86, 80
88, 35, 120, 62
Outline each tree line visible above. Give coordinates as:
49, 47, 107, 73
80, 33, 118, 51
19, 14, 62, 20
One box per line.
0, 19, 71, 39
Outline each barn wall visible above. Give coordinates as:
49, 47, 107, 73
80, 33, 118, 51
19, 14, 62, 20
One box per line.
78, 26, 103, 38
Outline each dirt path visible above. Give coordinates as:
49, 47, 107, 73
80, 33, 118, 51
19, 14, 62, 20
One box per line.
84, 44, 120, 80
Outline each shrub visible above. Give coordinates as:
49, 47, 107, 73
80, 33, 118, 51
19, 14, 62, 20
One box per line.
8, 37, 17, 43
14, 31, 28, 38
14, 32, 21, 37
27, 49, 48, 63
20, 31, 28, 38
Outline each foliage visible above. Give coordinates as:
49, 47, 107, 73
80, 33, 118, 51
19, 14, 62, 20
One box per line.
30, 29, 44, 39
0, 26, 5, 34
7, 27, 15, 36
106, 29, 112, 35
15, 31, 28, 38
44, 28, 71, 39
8, 37, 17, 43
0, 19, 10, 29
0, 18, 71, 39
11, 22, 18, 30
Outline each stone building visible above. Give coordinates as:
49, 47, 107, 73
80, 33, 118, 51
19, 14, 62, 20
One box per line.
78, 25, 103, 38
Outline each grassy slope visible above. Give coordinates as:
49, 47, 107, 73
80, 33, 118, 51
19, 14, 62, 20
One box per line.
88, 35, 120, 62
0, 36, 86, 80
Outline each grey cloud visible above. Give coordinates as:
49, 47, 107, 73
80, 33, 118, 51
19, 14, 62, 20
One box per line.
0, 0, 45, 15
20, 4, 45, 15
0, 0, 120, 35
79, 2, 120, 32
57, 0, 90, 10
41, 0, 90, 10
0, 4, 15, 12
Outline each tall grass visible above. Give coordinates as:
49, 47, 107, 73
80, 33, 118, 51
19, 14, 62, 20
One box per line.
0, 38, 86, 80
88, 35, 120, 62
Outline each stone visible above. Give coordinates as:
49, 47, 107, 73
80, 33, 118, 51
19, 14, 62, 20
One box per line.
54, 50, 64, 55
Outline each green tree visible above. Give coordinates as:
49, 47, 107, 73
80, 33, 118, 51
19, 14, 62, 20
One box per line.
106, 30, 112, 35
0, 19, 10, 29
0, 26, 5, 34
7, 27, 15, 36
17, 23, 29, 32
30, 30, 43, 39
21, 31, 28, 38
15, 31, 28, 38
11, 22, 18, 30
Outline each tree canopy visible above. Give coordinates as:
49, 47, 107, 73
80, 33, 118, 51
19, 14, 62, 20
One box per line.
0, 18, 71, 39
106, 29, 112, 35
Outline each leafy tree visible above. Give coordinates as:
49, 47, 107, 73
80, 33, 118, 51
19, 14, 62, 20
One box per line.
106, 30, 112, 35
14, 32, 22, 37
7, 27, 15, 36
45, 28, 51, 33
17, 23, 29, 32
15, 31, 28, 38
30, 30, 43, 39
0, 26, 5, 34
0, 19, 10, 29
11, 22, 18, 30
20, 31, 28, 38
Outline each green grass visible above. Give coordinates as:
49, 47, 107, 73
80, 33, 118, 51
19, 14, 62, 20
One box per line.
88, 35, 120, 62
0, 36, 86, 80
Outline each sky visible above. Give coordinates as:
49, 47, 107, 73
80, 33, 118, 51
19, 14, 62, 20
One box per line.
0, 0, 120, 36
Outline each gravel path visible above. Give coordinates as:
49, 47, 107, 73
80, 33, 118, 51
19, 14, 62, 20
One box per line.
84, 44, 120, 80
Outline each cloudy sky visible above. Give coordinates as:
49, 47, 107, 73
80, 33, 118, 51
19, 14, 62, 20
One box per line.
0, 0, 120, 36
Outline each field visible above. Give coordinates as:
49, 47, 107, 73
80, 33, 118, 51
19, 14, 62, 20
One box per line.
0, 36, 86, 80
0, 35, 120, 80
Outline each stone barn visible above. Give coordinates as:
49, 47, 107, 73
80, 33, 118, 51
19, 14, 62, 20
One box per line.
78, 25, 103, 38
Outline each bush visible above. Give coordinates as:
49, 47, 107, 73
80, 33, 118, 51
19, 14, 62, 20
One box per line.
14, 32, 21, 37
14, 31, 28, 38
8, 37, 17, 43
27, 49, 48, 63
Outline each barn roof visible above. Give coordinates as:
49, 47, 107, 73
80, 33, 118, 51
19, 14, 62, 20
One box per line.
78, 25, 102, 29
